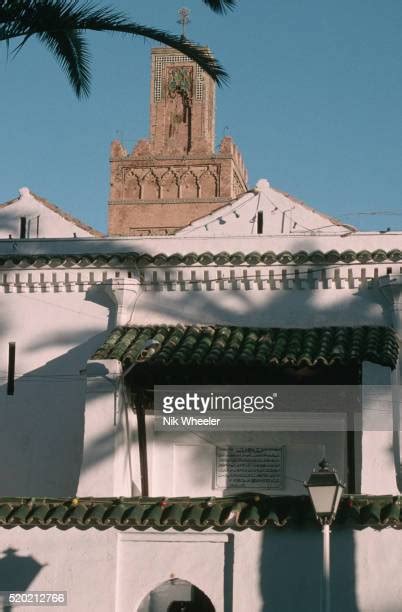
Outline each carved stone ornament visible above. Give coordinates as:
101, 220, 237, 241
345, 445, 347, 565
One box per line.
168, 67, 192, 100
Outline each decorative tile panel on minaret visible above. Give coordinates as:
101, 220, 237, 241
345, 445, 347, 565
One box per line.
108, 47, 248, 236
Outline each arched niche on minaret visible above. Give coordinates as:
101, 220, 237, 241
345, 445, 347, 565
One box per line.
199, 170, 218, 198
123, 170, 141, 200
161, 169, 179, 200
141, 172, 160, 200
180, 171, 198, 199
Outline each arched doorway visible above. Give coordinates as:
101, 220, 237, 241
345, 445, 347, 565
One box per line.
138, 578, 215, 612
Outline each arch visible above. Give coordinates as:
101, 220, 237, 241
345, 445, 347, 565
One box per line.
123, 171, 141, 200
141, 172, 160, 200
199, 171, 217, 198
161, 170, 179, 200
180, 171, 198, 199
137, 578, 215, 612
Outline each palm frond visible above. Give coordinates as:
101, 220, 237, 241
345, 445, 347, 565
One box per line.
201, 0, 236, 14
79, 11, 229, 85
58, 1, 229, 85
0, 0, 229, 97
38, 28, 91, 97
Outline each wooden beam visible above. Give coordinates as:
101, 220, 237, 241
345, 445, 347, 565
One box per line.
133, 391, 149, 496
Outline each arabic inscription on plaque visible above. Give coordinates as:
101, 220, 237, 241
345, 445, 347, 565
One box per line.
215, 446, 284, 490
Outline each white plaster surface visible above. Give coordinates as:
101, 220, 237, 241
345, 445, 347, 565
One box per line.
177, 179, 355, 237
0, 529, 117, 612
3, 230, 402, 256
0, 226, 400, 610
0, 188, 99, 239
0, 526, 401, 611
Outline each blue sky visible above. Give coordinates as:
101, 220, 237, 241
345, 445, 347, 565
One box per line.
1, 0, 402, 233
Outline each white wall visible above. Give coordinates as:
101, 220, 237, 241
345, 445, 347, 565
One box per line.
0, 233, 400, 612
117, 532, 226, 612
0, 529, 117, 612
0, 232, 398, 496
148, 430, 343, 497
0, 526, 400, 612
360, 361, 401, 495
0, 188, 98, 239
3, 230, 402, 257
177, 179, 354, 237
0, 290, 111, 495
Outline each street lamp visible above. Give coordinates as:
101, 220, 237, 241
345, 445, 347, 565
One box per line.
305, 459, 345, 612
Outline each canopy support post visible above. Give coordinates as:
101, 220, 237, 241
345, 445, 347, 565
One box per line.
131, 389, 149, 496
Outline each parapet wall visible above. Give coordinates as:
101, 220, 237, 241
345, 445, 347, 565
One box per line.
218, 136, 248, 185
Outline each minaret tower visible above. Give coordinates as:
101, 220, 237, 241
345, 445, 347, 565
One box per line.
108, 38, 248, 235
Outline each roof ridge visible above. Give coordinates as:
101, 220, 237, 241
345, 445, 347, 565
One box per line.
270, 186, 357, 232
0, 190, 103, 237
29, 191, 103, 237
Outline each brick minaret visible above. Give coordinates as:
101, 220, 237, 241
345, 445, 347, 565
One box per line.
108, 47, 248, 236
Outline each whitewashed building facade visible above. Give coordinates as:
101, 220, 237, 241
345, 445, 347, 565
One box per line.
0, 188, 102, 240
0, 179, 401, 611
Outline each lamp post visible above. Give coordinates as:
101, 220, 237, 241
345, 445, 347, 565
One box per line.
305, 459, 345, 612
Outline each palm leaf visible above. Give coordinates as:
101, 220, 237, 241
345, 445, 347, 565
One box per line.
201, 0, 236, 13
70, 3, 229, 84
38, 29, 91, 97
0, 0, 229, 97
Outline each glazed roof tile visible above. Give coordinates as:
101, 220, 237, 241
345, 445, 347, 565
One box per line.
0, 495, 401, 530
92, 325, 399, 370
1, 249, 402, 268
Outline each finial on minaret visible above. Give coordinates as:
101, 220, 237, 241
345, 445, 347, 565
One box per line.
178, 7, 191, 38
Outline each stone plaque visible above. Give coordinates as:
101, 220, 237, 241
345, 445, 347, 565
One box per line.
215, 446, 284, 490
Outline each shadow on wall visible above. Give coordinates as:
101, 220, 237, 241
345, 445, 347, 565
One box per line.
0, 331, 110, 497
0, 237, 393, 499
74, 237, 394, 612
140, 238, 391, 329
127, 239, 371, 612
0, 547, 45, 611
0, 238, 396, 610
0, 285, 119, 497
259, 527, 358, 612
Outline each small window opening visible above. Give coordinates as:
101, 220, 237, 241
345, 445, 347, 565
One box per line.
257, 211, 264, 234
20, 217, 27, 239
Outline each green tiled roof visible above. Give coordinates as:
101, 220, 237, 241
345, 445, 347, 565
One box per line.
0, 495, 401, 530
2, 248, 402, 268
92, 325, 399, 370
